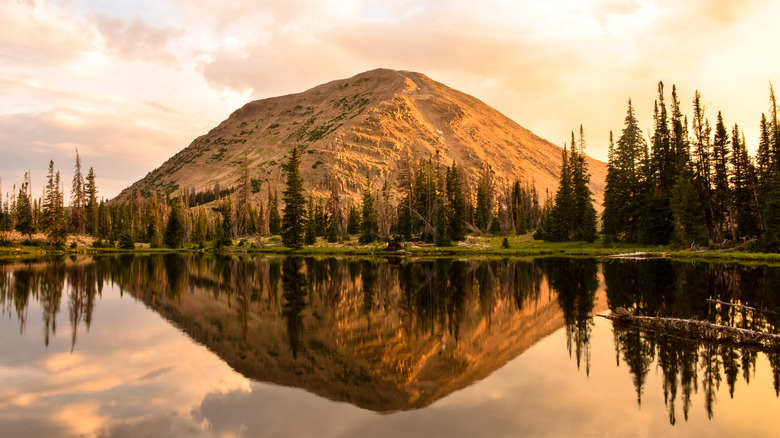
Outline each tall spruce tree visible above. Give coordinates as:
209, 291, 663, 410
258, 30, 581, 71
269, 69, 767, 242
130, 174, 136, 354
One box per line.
602, 99, 648, 242
71, 147, 85, 234
359, 177, 378, 244
15, 173, 34, 240
691, 91, 716, 241
49, 171, 68, 247
305, 196, 317, 245
730, 125, 760, 237
570, 128, 598, 242
396, 147, 415, 241
269, 188, 281, 235
281, 146, 306, 249
445, 162, 466, 241
549, 146, 573, 241
711, 111, 731, 241
84, 168, 98, 236
511, 181, 527, 235
163, 197, 184, 248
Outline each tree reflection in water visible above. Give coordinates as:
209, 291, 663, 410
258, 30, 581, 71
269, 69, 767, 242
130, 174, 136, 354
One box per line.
2, 255, 780, 421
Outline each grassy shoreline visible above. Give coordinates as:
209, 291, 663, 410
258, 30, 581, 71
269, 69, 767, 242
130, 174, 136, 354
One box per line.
3, 233, 780, 264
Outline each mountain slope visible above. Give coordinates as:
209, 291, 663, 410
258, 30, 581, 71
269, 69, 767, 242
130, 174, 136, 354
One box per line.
114, 68, 606, 208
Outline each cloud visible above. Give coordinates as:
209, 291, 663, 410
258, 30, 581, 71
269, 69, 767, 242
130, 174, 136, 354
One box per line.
89, 12, 184, 65
0, 0, 95, 69
0, 107, 193, 200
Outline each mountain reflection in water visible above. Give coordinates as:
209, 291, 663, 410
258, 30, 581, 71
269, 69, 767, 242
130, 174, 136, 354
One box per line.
1, 255, 780, 437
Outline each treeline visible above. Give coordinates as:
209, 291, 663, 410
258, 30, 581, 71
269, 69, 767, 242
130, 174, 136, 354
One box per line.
601, 82, 780, 250
276, 145, 544, 249
0, 144, 545, 249
0, 149, 97, 248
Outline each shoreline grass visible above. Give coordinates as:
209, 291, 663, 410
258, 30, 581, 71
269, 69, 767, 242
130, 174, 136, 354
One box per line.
3, 233, 780, 264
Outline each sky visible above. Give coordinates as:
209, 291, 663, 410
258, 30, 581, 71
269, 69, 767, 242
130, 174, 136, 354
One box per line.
2, 0, 780, 200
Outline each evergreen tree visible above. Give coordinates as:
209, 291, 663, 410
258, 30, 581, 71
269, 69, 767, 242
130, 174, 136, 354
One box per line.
671, 166, 706, 247
71, 147, 85, 234
756, 113, 773, 189
651, 82, 675, 195
97, 199, 111, 239
269, 188, 281, 235
15, 173, 34, 240
145, 192, 163, 247
474, 180, 489, 232
163, 197, 184, 248
325, 180, 342, 242
84, 168, 98, 236
434, 196, 451, 246
347, 205, 361, 235
730, 125, 760, 237
691, 91, 715, 241
396, 147, 415, 241
511, 181, 527, 235
602, 99, 649, 242
42, 160, 57, 233
237, 153, 252, 236
711, 111, 731, 241
414, 159, 438, 241
359, 177, 378, 244
281, 146, 306, 249
305, 196, 317, 245
47, 171, 68, 247
570, 128, 598, 242
445, 162, 466, 241
216, 194, 233, 247
549, 146, 573, 241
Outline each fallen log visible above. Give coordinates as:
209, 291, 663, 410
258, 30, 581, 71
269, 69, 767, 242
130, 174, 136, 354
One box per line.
599, 307, 780, 351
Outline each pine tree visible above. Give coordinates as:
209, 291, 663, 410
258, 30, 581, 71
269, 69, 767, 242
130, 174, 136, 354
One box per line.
602, 99, 649, 242
97, 199, 110, 239
47, 171, 68, 247
70, 147, 85, 234
711, 111, 731, 242
396, 147, 415, 241
15, 173, 34, 240
359, 177, 378, 244
163, 197, 184, 248
325, 179, 342, 242
474, 180, 489, 232
730, 125, 760, 237
269, 188, 281, 235
691, 91, 716, 241
305, 196, 316, 245
42, 160, 57, 233
445, 162, 466, 241
347, 205, 361, 235
550, 146, 573, 241
570, 128, 598, 242
281, 146, 306, 249
84, 168, 98, 236
146, 192, 163, 247
651, 82, 675, 195
237, 153, 252, 236
511, 181, 527, 235
757, 113, 773, 189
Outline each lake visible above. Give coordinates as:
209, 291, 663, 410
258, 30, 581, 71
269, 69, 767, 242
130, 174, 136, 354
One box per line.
1, 255, 779, 437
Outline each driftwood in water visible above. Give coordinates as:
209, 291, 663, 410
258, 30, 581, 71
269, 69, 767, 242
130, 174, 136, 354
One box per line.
600, 307, 780, 351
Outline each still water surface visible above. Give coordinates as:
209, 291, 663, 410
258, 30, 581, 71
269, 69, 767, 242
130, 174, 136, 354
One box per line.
1, 255, 780, 437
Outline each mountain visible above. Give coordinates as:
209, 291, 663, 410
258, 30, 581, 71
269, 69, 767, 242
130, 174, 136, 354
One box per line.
114, 68, 606, 208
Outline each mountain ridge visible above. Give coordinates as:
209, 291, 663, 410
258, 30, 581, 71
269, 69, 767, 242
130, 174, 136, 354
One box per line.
114, 68, 606, 210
